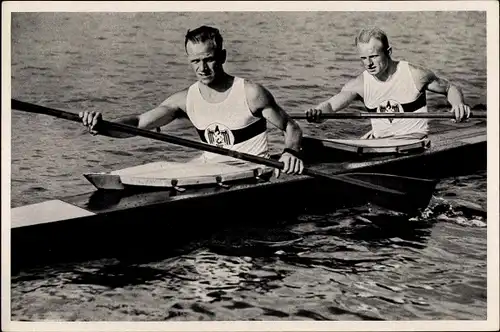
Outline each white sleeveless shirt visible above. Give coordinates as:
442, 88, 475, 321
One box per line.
363, 61, 428, 138
186, 77, 269, 162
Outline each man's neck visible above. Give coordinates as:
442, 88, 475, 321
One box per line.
374, 60, 397, 82
198, 73, 236, 103
202, 73, 234, 93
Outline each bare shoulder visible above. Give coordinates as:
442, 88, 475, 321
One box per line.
341, 74, 364, 96
408, 62, 439, 88
243, 79, 276, 113
244, 80, 272, 100
408, 62, 435, 77
159, 87, 189, 112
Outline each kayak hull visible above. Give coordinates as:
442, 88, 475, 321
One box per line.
10, 126, 487, 270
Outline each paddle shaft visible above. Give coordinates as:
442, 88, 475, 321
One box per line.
290, 112, 487, 119
11, 99, 403, 195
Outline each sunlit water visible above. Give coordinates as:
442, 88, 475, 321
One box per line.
10, 12, 487, 321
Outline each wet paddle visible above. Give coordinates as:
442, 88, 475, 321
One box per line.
11, 99, 438, 214
290, 112, 487, 119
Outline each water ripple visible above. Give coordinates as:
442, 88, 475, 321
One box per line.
10, 11, 487, 321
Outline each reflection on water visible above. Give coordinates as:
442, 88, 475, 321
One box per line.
10, 12, 487, 321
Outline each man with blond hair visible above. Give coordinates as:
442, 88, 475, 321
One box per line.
305, 27, 471, 139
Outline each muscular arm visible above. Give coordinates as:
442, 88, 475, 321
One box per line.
96, 89, 187, 138
314, 75, 363, 113
409, 63, 470, 121
245, 81, 302, 152
409, 64, 466, 106
139, 89, 187, 129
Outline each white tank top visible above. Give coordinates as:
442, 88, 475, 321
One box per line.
186, 77, 269, 162
363, 61, 428, 138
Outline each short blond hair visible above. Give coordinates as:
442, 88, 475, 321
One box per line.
355, 27, 390, 52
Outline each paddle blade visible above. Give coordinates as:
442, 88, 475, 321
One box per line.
337, 173, 439, 215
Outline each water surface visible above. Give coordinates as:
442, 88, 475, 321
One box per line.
10, 11, 487, 321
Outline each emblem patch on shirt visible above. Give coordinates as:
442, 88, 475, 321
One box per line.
204, 123, 235, 148
377, 100, 404, 123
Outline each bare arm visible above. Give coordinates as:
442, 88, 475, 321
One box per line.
138, 89, 188, 130
305, 75, 363, 122
81, 89, 187, 138
409, 64, 470, 120
318, 75, 363, 112
245, 81, 302, 152
245, 81, 304, 175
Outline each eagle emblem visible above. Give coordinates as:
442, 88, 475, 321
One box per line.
204, 123, 235, 148
377, 100, 404, 123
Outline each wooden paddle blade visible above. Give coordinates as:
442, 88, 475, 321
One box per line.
338, 173, 439, 215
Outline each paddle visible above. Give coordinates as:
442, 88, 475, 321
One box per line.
11, 99, 438, 214
290, 112, 487, 119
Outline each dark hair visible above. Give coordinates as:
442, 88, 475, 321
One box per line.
184, 25, 223, 52
355, 27, 390, 52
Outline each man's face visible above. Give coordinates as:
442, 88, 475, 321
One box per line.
186, 40, 225, 85
357, 37, 391, 78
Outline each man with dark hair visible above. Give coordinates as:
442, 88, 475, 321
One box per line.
185, 25, 223, 51
80, 25, 304, 175
305, 27, 471, 139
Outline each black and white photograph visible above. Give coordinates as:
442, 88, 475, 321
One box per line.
2, 1, 499, 331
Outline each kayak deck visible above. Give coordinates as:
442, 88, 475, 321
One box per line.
12, 125, 486, 227
83, 159, 275, 190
